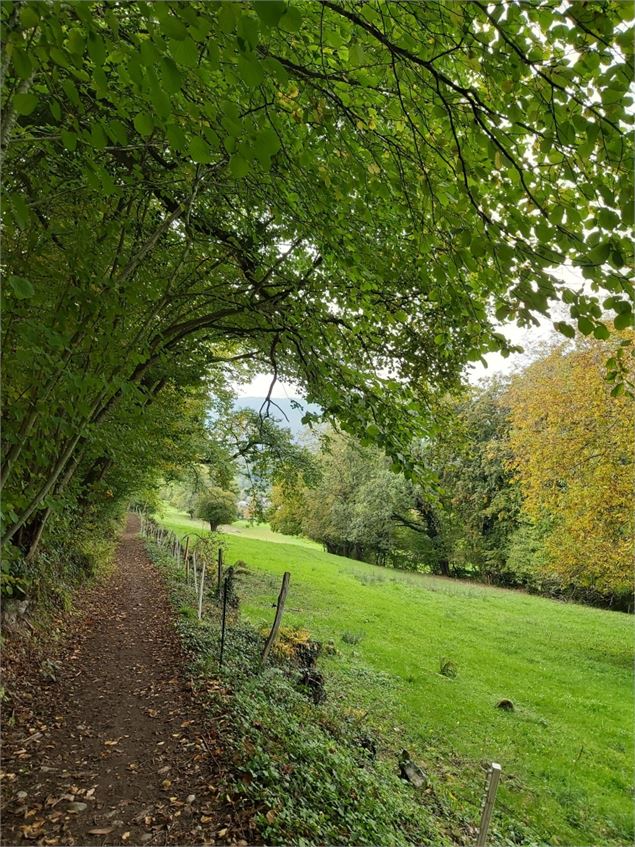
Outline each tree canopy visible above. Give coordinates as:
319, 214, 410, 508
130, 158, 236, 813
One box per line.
1, 1, 633, 567
196, 486, 238, 532
507, 335, 634, 599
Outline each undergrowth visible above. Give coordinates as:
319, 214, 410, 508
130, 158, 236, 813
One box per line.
147, 540, 463, 847
2, 512, 122, 630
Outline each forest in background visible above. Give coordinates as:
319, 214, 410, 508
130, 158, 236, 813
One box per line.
161, 335, 633, 612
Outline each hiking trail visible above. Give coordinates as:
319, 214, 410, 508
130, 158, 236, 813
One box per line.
1, 515, 239, 846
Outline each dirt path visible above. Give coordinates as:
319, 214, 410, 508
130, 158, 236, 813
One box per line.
1, 516, 239, 846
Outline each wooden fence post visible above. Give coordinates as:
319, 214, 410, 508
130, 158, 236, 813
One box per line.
261, 572, 291, 666
197, 557, 207, 620
219, 566, 234, 668
192, 551, 198, 594
476, 762, 502, 847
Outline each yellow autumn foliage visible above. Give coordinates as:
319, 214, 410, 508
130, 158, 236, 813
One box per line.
507, 336, 634, 596
258, 625, 312, 658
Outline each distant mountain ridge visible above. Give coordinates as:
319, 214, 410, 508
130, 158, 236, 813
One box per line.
233, 396, 321, 438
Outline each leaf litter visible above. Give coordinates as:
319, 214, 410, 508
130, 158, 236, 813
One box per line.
1, 516, 255, 845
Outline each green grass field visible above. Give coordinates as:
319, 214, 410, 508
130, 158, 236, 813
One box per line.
158, 506, 634, 846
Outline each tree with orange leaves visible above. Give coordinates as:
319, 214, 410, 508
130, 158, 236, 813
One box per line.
507, 336, 634, 602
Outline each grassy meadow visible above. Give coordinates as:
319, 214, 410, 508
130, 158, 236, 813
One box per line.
158, 506, 634, 846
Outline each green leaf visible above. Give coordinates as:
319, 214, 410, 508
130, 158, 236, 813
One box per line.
10, 194, 29, 229
61, 79, 80, 107
8, 275, 34, 299
67, 27, 85, 55
140, 40, 159, 67
262, 56, 288, 83
597, 208, 620, 229
133, 112, 154, 137
280, 5, 302, 31
603, 296, 622, 311
161, 57, 183, 94
50, 46, 70, 68
614, 311, 634, 331
107, 120, 128, 146
218, 3, 236, 34
167, 124, 187, 151
151, 87, 171, 120
237, 14, 260, 49
12, 47, 33, 79
49, 99, 62, 121
161, 14, 188, 40
93, 65, 108, 98
89, 123, 108, 149
366, 423, 380, 438
593, 324, 610, 340
610, 382, 625, 397
588, 241, 611, 263
20, 5, 40, 28
554, 321, 575, 339
97, 166, 116, 196
610, 248, 625, 269
189, 136, 213, 164
13, 92, 38, 115
237, 55, 264, 87
255, 126, 281, 166
577, 316, 594, 336
168, 37, 198, 68
229, 155, 249, 178
254, 1, 286, 27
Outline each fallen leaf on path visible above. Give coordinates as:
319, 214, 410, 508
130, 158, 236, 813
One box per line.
20, 821, 44, 838
88, 827, 113, 835
67, 801, 87, 813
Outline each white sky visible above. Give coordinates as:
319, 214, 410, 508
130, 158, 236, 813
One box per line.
235, 266, 585, 398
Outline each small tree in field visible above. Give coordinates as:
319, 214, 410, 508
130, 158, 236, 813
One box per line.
196, 488, 237, 532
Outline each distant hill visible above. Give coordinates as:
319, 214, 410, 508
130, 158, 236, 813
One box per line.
233, 396, 321, 438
